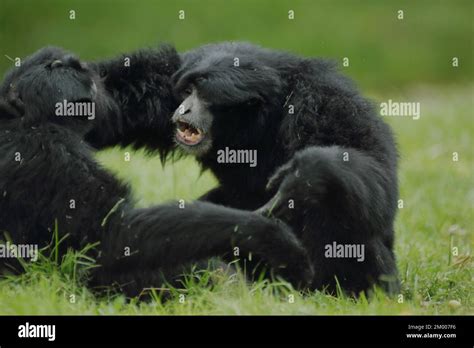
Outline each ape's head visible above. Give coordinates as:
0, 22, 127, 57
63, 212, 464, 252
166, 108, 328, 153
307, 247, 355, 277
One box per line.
0, 46, 111, 134
171, 49, 283, 157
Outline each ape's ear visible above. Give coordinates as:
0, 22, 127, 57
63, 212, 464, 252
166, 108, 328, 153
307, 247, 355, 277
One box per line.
0, 96, 24, 120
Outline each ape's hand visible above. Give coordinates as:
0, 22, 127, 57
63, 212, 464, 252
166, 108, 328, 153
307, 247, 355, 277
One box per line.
258, 148, 329, 219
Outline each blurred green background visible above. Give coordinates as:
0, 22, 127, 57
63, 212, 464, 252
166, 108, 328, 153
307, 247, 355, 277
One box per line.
0, 0, 472, 90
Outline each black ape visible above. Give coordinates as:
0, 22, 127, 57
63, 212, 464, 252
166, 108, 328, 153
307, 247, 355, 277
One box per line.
0, 46, 313, 296
171, 42, 400, 294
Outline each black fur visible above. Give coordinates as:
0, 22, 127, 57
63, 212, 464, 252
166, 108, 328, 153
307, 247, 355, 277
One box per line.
171, 42, 400, 294
0, 46, 313, 296
85, 45, 179, 158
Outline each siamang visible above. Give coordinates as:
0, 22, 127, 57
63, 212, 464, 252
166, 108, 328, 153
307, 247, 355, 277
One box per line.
170, 42, 400, 295
0, 46, 314, 296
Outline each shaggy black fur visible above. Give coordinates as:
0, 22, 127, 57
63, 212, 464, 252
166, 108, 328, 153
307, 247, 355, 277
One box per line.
0, 46, 313, 296
85, 45, 179, 156
171, 42, 400, 295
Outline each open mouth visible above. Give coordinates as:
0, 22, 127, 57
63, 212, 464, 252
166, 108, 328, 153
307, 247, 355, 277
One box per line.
73, 97, 93, 103
176, 119, 205, 146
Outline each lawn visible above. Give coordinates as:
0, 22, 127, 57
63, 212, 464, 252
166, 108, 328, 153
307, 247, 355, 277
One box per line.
0, 85, 471, 315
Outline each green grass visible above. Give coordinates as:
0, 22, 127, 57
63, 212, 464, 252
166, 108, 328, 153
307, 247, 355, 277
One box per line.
0, 85, 472, 315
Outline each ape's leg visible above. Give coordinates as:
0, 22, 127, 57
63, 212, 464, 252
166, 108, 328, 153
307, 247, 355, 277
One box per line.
96, 201, 313, 291
198, 187, 308, 287
259, 146, 399, 294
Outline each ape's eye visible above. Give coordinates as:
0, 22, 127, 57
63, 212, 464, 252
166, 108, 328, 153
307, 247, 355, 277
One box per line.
183, 87, 193, 96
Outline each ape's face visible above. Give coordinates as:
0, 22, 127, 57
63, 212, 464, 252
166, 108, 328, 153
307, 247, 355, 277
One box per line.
171, 56, 282, 157
0, 47, 109, 132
